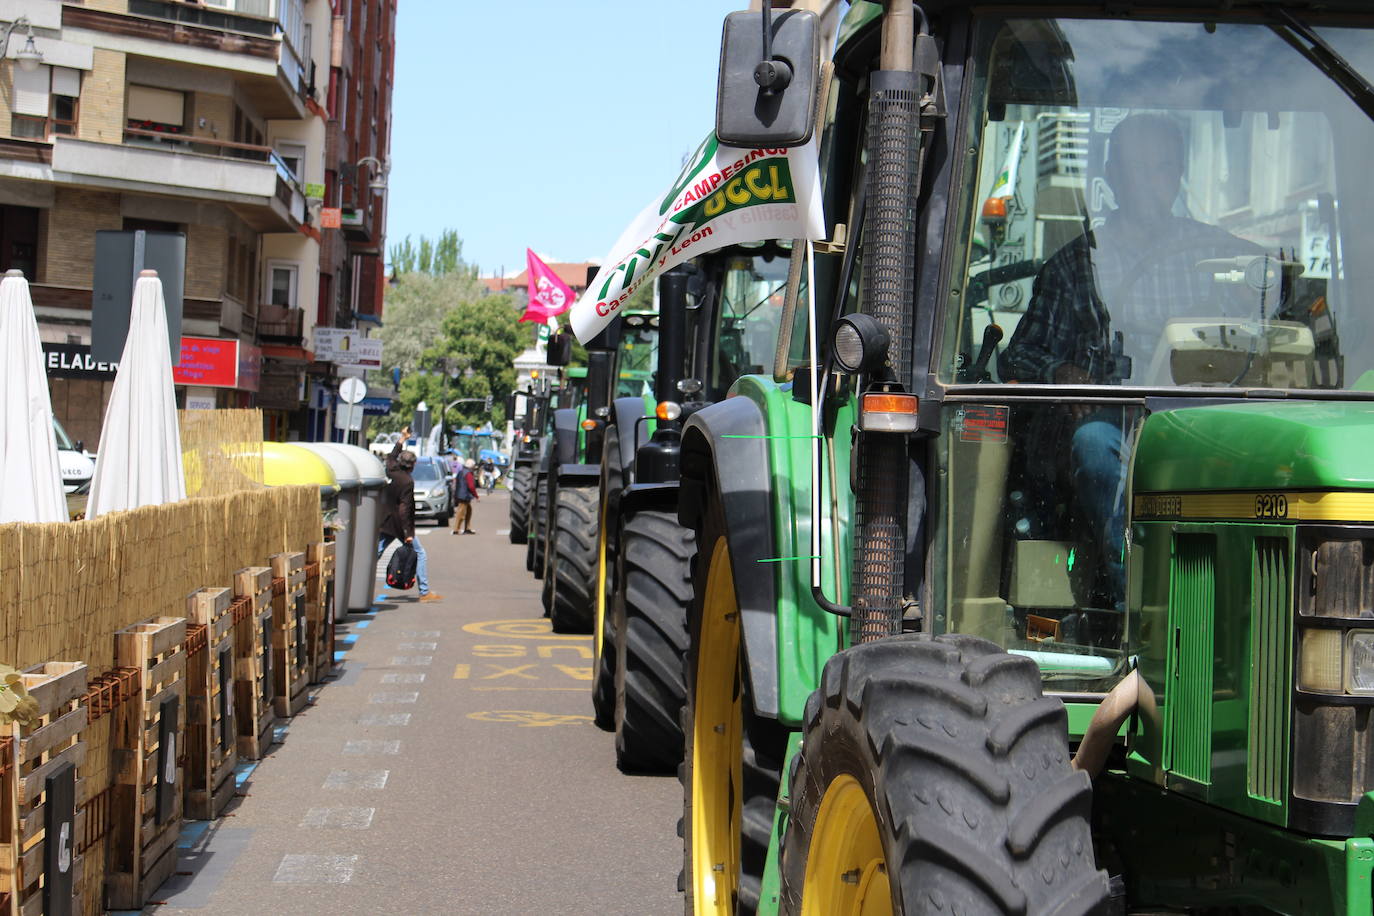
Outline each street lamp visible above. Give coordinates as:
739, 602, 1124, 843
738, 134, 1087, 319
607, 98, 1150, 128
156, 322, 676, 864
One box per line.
2, 17, 44, 73
356, 155, 389, 193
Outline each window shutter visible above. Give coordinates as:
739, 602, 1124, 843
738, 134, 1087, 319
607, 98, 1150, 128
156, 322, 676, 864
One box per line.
127, 85, 185, 126
51, 66, 81, 99
11, 65, 49, 117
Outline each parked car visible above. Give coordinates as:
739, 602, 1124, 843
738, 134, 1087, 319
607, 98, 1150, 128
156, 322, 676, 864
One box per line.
411, 456, 452, 526
54, 418, 94, 493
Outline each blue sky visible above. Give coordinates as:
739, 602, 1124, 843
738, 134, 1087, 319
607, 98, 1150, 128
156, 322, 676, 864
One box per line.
387, 1, 746, 278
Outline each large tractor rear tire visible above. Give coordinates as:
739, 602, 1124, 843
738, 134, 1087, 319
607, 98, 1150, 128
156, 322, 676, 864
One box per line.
779, 634, 1111, 916
549, 484, 599, 633
508, 465, 532, 544
592, 428, 626, 731
614, 508, 693, 773
682, 488, 787, 916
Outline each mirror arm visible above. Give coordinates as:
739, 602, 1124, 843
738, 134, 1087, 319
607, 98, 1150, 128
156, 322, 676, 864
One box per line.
754, 2, 793, 94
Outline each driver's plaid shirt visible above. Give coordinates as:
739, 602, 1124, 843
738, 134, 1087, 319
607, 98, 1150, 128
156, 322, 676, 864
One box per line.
998, 216, 1263, 384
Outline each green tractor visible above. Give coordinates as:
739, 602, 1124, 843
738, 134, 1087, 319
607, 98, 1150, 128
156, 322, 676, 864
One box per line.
538, 322, 624, 632
589, 246, 791, 771
507, 377, 553, 546
674, 2, 1374, 914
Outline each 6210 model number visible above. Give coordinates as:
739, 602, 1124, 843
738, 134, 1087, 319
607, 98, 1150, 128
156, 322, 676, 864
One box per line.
1255, 493, 1289, 519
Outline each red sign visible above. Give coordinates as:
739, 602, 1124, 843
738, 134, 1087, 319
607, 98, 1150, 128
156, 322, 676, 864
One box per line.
173, 337, 239, 388
320, 207, 342, 229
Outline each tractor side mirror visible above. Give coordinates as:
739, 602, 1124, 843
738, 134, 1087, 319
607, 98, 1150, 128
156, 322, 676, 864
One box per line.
547, 330, 573, 367
716, 9, 819, 148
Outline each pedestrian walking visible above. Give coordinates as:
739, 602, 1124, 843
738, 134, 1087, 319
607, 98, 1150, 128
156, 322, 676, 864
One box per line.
378, 427, 442, 602
453, 457, 480, 535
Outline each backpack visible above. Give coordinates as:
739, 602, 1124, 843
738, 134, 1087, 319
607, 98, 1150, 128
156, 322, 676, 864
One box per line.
386, 542, 418, 590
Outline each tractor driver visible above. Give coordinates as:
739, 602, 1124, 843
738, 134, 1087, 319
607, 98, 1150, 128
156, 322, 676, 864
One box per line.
999, 112, 1260, 609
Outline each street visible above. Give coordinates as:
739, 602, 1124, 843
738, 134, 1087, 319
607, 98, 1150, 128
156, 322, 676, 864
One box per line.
142, 490, 682, 915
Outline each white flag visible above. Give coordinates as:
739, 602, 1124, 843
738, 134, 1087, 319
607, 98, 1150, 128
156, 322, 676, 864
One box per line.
571, 133, 824, 343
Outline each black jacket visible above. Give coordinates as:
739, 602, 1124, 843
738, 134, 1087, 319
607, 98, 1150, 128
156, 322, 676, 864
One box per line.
380, 440, 415, 540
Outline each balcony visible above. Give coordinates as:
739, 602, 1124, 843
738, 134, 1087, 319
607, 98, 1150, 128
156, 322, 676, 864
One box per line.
63, 0, 311, 119
256, 303, 303, 342
50, 134, 304, 231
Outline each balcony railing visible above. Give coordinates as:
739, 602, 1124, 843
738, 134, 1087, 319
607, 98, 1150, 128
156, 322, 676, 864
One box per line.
256, 303, 303, 341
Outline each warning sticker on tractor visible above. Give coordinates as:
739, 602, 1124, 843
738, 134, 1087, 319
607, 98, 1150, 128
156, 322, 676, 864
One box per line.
958, 405, 1009, 443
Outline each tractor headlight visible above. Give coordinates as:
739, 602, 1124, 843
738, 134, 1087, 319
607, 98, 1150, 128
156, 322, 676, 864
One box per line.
1346, 631, 1374, 695
1298, 627, 1344, 694
831, 313, 890, 374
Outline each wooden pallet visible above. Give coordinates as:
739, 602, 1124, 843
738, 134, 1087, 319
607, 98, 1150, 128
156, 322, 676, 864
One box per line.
107, 617, 186, 911
306, 541, 337, 684
270, 553, 310, 718
231, 567, 276, 760
183, 588, 238, 821
0, 661, 89, 916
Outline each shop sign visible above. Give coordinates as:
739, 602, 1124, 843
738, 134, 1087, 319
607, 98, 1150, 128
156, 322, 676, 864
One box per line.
361, 396, 393, 416
320, 207, 342, 229
43, 343, 119, 380
313, 328, 383, 368
172, 337, 238, 388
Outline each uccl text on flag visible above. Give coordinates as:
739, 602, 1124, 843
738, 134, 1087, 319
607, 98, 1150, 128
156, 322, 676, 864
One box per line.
570, 133, 824, 344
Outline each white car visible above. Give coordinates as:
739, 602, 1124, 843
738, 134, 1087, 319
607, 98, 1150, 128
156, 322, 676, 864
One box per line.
53, 418, 94, 493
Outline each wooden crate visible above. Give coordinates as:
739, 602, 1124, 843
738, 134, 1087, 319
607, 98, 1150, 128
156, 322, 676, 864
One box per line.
0, 662, 89, 916
306, 542, 337, 684
231, 567, 276, 760
269, 553, 309, 718
107, 617, 186, 910
183, 589, 238, 821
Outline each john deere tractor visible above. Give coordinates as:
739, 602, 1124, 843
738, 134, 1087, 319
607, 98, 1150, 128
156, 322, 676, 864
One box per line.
672, 2, 1374, 914
588, 245, 791, 772
539, 320, 636, 632
506, 379, 551, 546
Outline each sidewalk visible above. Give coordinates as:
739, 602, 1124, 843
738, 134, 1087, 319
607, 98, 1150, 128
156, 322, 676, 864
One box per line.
138, 491, 682, 915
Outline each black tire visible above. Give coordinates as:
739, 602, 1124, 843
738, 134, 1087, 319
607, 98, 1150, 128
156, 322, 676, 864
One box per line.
437, 511, 451, 528
592, 428, 626, 731
509, 465, 531, 544
779, 634, 1111, 915
531, 473, 549, 579
549, 484, 598, 633
682, 486, 787, 916
614, 508, 693, 773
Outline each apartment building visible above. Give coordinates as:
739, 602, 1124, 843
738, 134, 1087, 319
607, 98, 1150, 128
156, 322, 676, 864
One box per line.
0, 0, 395, 446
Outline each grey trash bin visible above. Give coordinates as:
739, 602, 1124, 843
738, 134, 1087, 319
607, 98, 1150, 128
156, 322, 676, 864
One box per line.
325, 444, 387, 616
299, 444, 359, 623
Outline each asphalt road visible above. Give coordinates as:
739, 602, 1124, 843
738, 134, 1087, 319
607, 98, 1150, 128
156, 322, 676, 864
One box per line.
143, 489, 683, 915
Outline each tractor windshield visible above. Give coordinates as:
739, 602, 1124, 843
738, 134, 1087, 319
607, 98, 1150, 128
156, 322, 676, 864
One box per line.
616, 314, 657, 398
942, 15, 1374, 392
931, 14, 1374, 694
709, 248, 790, 399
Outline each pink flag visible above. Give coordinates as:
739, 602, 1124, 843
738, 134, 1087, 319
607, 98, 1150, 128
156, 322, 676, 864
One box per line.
519, 249, 575, 323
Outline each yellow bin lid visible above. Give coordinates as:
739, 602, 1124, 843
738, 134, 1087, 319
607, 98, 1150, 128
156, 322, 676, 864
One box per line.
262, 442, 340, 496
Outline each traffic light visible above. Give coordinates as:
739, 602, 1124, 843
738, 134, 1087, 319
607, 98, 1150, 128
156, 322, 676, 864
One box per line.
484, 394, 493, 412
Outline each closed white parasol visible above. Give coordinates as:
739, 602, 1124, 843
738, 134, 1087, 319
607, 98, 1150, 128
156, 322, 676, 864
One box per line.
87, 270, 186, 518
0, 269, 67, 523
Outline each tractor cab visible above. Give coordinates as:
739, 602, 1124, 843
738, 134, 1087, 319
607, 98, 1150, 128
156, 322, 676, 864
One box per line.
892, 9, 1374, 701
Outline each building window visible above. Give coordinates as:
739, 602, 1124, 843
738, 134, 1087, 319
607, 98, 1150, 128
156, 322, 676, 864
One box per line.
266, 261, 299, 309
9, 66, 81, 140
0, 206, 39, 279
127, 84, 186, 137
275, 140, 306, 181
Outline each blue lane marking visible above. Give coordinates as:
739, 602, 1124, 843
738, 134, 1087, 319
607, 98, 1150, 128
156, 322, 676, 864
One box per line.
234, 762, 258, 787
355, 620, 371, 629
274, 725, 289, 742
179, 820, 211, 847
334, 650, 348, 662
340, 633, 360, 646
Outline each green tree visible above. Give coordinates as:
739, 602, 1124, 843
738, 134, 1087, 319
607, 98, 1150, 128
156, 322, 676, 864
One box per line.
389, 294, 523, 435
389, 235, 417, 275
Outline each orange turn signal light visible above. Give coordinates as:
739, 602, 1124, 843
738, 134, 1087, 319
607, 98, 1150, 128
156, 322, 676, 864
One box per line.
981, 197, 1008, 221
656, 401, 682, 421
862, 393, 918, 415
580, 419, 597, 431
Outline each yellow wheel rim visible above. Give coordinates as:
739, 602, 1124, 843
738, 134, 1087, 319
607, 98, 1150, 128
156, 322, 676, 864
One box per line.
691, 536, 742, 915
802, 774, 891, 916
593, 503, 609, 668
